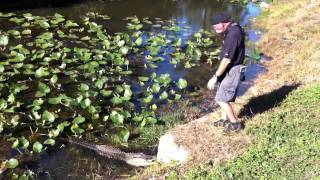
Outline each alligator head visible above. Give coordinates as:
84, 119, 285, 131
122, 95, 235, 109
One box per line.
124, 153, 156, 167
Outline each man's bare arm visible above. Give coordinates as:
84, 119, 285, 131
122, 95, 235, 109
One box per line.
215, 58, 231, 77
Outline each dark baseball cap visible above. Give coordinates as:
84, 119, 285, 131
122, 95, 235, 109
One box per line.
211, 13, 231, 25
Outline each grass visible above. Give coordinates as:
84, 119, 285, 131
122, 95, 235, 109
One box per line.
128, 111, 183, 150
179, 84, 320, 179
253, 0, 320, 85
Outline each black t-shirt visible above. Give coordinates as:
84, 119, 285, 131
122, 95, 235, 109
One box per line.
219, 22, 245, 73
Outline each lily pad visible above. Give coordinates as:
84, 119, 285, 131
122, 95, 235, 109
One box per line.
32, 141, 43, 153
6, 158, 19, 169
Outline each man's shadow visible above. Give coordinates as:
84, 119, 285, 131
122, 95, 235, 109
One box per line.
238, 84, 300, 118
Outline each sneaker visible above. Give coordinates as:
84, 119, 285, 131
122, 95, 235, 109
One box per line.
224, 122, 244, 132
212, 119, 230, 127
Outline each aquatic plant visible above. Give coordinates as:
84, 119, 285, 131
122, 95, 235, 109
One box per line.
0, 12, 218, 177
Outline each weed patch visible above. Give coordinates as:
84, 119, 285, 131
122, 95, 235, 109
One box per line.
185, 85, 320, 179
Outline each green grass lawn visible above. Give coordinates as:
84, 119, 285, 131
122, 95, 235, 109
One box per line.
179, 85, 320, 179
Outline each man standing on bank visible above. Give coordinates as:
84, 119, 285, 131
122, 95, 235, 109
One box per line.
207, 13, 245, 131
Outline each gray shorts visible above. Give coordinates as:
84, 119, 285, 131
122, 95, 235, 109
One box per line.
215, 65, 244, 103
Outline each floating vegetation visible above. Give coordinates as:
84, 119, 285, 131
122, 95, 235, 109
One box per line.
0, 11, 219, 177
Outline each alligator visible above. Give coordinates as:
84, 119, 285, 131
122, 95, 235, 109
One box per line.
63, 137, 156, 167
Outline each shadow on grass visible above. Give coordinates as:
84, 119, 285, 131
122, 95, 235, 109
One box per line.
239, 84, 300, 118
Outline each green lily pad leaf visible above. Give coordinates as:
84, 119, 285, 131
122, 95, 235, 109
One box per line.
0, 65, 4, 73
44, 139, 55, 145
111, 96, 123, 105
35, 82, 50, 97
175, 94, 181, 100
120, 70, 133, 75
79, 83, 89, 92
151, 83, 161, 93
22, 13, 34, 21
160, 91, 168, 100
122, 85, 132, 101
0, 12, 15, 18
72, 115, 86, 124
49, 129, 60, 138
115, 85, 123, 93
120, 46, 129, 55
170, 58, 178, 65
27, 99, 42, 111
123, 110, 131, 119
147, 117, 157, 124
57, 123, 65, 132
50, 75, 58, 84
157, 73, 172, 85
0, 99, 8, 110
9, 114, 19, 126
177, 78, 188, 89
6, 158, 19, 169
12, 139, 19, 149
186, 45, 193, 56
135, 37, 142, 46
151, 104, 157, 111
172, 38, 181, 47
63, 121, 71, 127
9, 53, 25, 62
194, 32, 202, 38
147, 46, 160, 56
11, 44, 30, 55
50, 13, 65, 24
151, 57, 165, 62
0, 35, 9, 46
132, 115, 143, 122
32, 141, 43, 153
138, 76, 149, 82
22, 22, 31, 27
65, 20, 79, 28
8, 30, 20, 37
19, 137, 29, 149
35, 67, 49, 78
100, 90, 113, 97
140, 119, 146, 128
148, 63, 158, 69
48, 96, 62, 105
42, 110, 55, 123
94, 77, 108, 89
10, 115, 20, 127
143, 94, 153, 103
39, 20, 50, 29
80, 36, 91, 41
119, 129, 130, 142
88, 105, 97, 115
184, 61, 192, 68
80, 98, 91, 109
194, 48, 202, 60
0, 123, 3, 133
54, 13, 64, 18
117, 40, 125, 47
8, 93, 15, 104
21, 29, 31, 35
110, 111, 124, 124
71, 127, 85, 134
134, 24, 143, 30
97, 31, 107, 40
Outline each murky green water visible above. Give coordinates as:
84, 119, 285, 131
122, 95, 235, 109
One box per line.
0, 0, 261, 179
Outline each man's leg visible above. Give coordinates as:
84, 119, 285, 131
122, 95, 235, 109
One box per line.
217, 101, 237, 122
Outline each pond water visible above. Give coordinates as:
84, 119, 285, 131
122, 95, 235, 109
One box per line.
0, 0, 262, 179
